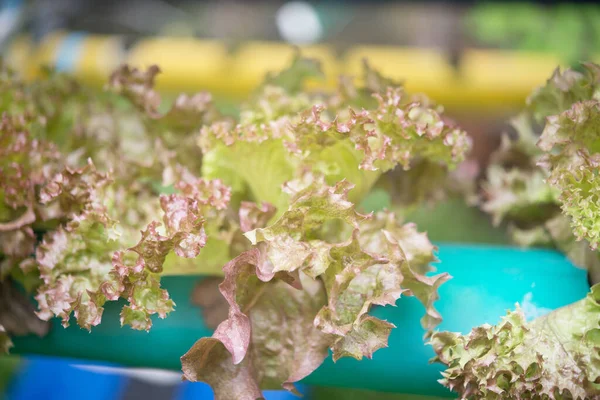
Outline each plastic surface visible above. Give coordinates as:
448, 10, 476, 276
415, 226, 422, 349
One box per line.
5, 34, 576, 109
5, 356, 309, 400
304, 245, 589, 396
11, 245, 589, 396
6, 357, 128, 400
175, 381, 310, 400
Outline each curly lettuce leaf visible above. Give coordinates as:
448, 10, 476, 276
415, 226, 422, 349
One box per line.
0, 61, 246, 344
161, 173, 260, 277
0, 60, 239, 334
431, 285, 600, 399
482, 166, 558, 228
538, 100, 600, 250
39, 159, 113, 223
183, 57, 465, 396
358, 88, 470, 173
480, 63, 600, 268
200, 57, 470, 211
0, 116, 78, 289
479, 109, 560, 246
108, 64, 220, 133
0, 63, 91, 148
182, 175, 447, 397
239, 201, 277, 233
181, 251, 329, 400
330, 60, 402, 111
108, 64, 219, 172
0, 57, 465, 391
443, 62, 600, 399
527, 63, 600, 124
0, 115, 61, 225
34, 171, 225, 330
35, 215, 120, 329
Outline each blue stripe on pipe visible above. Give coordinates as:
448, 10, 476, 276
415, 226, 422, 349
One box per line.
54, 32, 87, 73
173, 381, 312, 400
5, 356, 128, 400
263, 386, 311, 400
3, 356, 312, 400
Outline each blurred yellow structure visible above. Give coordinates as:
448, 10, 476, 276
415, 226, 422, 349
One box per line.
5, 31, 572, 110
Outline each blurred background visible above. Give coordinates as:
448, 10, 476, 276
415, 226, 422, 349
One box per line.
3, 0, 600, 173
1, 0, 599, 399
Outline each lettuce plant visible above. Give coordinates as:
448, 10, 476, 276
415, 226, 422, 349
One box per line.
480, 63, 600, 276
432, 64, 600, 399
0, 56, 471, 398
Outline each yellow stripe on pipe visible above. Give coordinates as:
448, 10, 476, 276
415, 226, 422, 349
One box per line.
127, 38, 229, 94
74, 35, 124, 85
16, 33, 577, 110
3, 35, 33, 73
344, 46, 456, 92
26, 31, 67, 79
460, 49, 562, 102
229, 42, 340, 94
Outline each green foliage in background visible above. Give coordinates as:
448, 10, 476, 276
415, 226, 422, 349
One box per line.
467, 3, 600, 66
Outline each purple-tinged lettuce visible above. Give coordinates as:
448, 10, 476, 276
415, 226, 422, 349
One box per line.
0, 62, 227, 337
1, 55, 470, 400
480, 64, 600, 272
108, 65, 220, 132
182, 251, 329, 400
181, 175, 448, 398
0, 115, 64, 286
34, 174, 227, 330
433, 63, 600, 399
200, 56, 470, 211
538, 100, 600, 251
238, 202, 277, 234
108, 65, 219, 171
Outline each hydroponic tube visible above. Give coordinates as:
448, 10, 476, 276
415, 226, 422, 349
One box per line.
3, 32, 570, 109
11, 245, 588, 397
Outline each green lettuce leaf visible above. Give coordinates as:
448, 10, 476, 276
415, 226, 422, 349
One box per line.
35, 175, 220, 330
108, 64, 219, 172
200, 57, 470, 211
181, 175, 447, 397
0, 61, 235, 340
431, 285, 600, 399
439, 62, 600, 399
1, 55, 465, 390
538, 100, 600, 250
480, 63, 600, 268
527, 63, 600, 124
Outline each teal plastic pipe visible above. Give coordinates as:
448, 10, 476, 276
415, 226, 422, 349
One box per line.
11, 245, 589, 397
